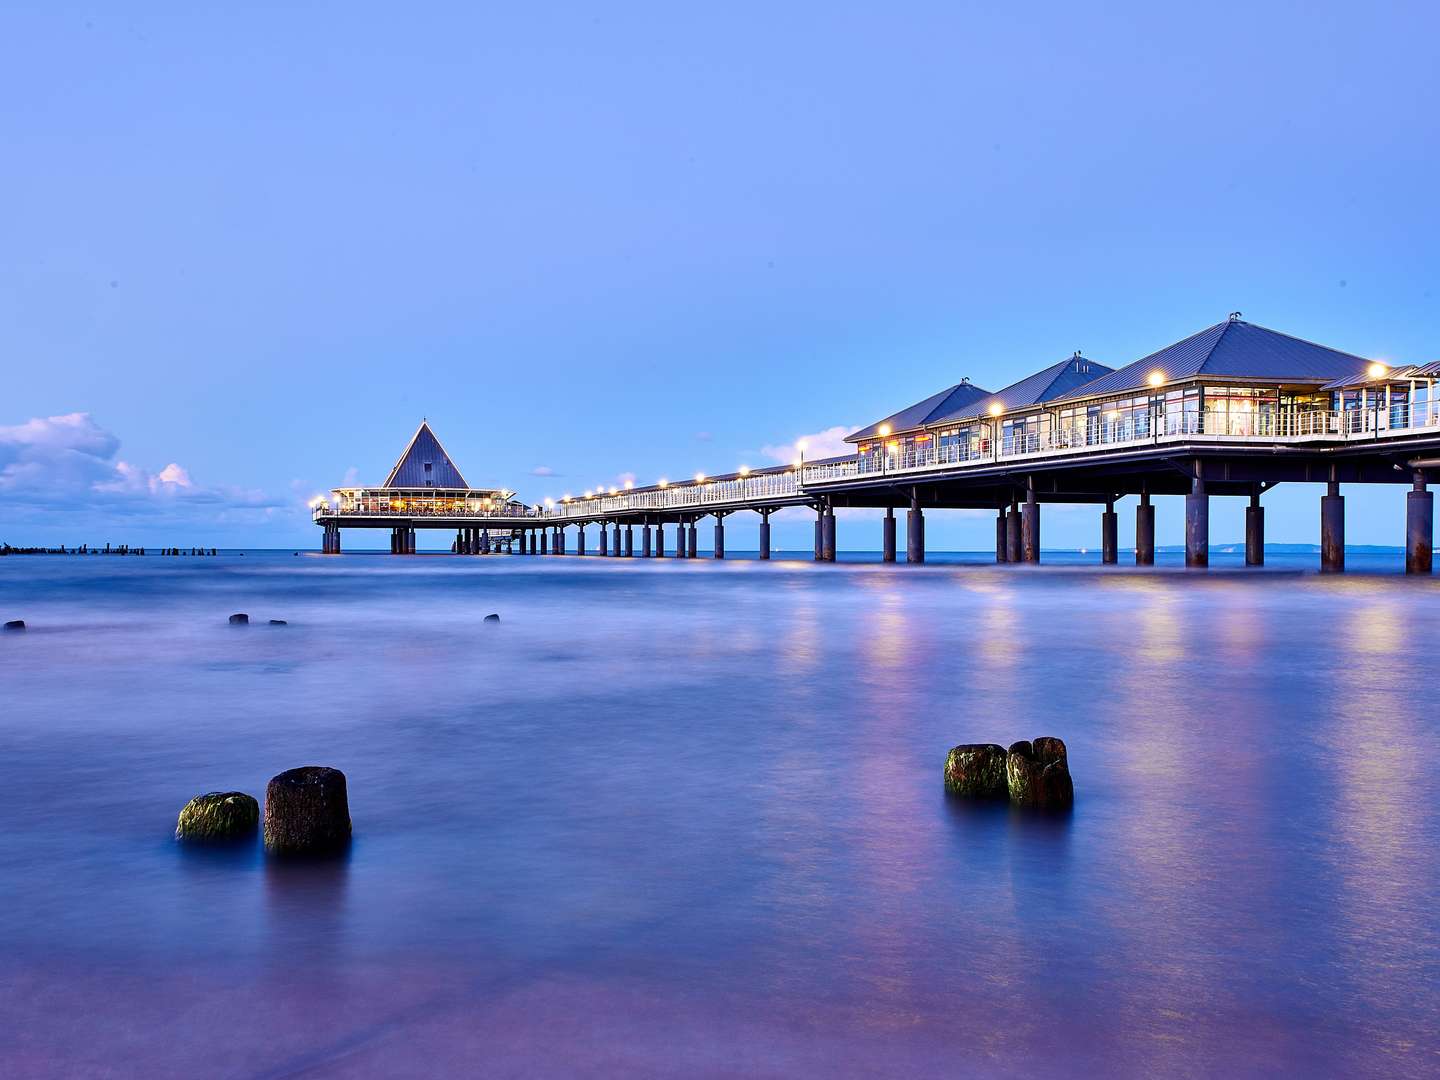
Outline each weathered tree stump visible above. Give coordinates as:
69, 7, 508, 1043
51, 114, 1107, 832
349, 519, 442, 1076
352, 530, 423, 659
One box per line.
943, 743, 1009, 798
228, 613, 249, 625
175, 791, 259, 842
1006, 738, 1074, 809
264, 766, 351, 854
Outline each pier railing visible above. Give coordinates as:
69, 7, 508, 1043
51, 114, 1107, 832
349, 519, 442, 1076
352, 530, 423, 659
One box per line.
548, 470, 802, 520
802, 403, 1440, 486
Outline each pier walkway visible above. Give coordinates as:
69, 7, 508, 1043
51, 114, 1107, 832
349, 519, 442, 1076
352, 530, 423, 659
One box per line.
315, 317, 1440, 572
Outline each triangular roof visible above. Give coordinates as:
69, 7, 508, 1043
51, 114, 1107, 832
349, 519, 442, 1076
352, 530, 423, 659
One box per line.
382, 421, 469, 489
847, 380, 992, 443
940, 353, 1114, 423
1054, 318, 1372, 401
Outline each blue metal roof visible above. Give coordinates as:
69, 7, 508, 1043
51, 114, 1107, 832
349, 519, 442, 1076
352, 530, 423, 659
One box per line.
935, 354, 1114, 424
847, 381, 992, 443
382, 422, 470, 489
1053, 318, 1373, 402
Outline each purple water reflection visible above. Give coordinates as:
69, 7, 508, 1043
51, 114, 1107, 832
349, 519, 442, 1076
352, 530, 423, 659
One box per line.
1, 551, 1436, 1076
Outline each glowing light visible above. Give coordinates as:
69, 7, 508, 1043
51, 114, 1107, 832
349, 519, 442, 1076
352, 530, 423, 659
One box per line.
624, 480, 634, 490
1147, 370, 1166, 388
886, 440, 899, 450
739, 465, 750, 477
545, 498, 555, 508
695, 472, 706, 483
1105, 410, 1120, 421
796, 439, 808, 452
584, 489, 593, 497
658, 478, 669, 488
1368, 361, 1389, 380
609, 486, 618, 495
988, 402, 1003, 417
877, 423, 891, 437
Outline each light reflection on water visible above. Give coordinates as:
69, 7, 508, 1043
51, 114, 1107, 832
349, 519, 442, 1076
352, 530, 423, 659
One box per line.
0, 550, 1437, 1077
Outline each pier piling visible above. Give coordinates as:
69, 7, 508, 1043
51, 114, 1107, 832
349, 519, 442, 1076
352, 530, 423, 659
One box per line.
1321, 477, 1344, 573
1006, 501, 1021, 563
714, 516, 726, 559
907, 491, 924, 563
821, 505, 836, 562
688, 520, 699, 559
1136, 491, 1155, 565
758, 509, 771, 560
1246, 489, 1265, 566
882, 506, 896, 563
1185, 472, 1208, 568
1101, 501, 1117, 564
1407, 473, 1432, 574
1021, 485, 1040, 563
996, 509, 1008, 563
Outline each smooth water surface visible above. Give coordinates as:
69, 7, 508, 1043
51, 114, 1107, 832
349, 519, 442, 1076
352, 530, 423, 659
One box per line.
1, 550, 1437, 1077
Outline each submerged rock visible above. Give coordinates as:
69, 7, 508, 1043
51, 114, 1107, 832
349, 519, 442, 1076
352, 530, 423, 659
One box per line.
1006, 738, 1074, 809
264, 766, 351, 854
484, 613, 500, 623
175, 791, 259, 842
3, 619, 25, 632
943, 743, 1009, 798
228, 613, 249, 625
269, 619, 288, 626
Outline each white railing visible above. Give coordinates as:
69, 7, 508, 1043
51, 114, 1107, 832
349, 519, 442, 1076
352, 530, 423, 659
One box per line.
804, 403, 1440, 486
549, 470, 802, 520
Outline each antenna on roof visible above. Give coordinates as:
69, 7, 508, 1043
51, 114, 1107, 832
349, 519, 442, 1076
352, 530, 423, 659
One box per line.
1073, 350, 1081, 358
1229, 311, 1242, 322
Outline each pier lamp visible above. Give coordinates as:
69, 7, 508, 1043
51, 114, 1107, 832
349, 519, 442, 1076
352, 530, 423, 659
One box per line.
877, 423, 891, 438
584, 489, 593, 498
1368, 361, 1389, 380
658, 478, 668, 488
739, 465, 750, 477
624, 480, 634, 490
609, 486, 618, 495
695, 472, 706, 484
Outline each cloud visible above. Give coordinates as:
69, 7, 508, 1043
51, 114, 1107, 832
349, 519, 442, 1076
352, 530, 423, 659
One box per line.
694, 431, 713, 442
0, 412, 283, 530
617, 471, 636, 488
762, 425, 855, 465
530, 465, 557, 477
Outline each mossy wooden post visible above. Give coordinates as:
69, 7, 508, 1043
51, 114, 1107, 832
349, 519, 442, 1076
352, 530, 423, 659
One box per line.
264, 766, 352, 854
176, 792, 259, 842
943, 744, 1009, 798
1006, 738, 1074, 809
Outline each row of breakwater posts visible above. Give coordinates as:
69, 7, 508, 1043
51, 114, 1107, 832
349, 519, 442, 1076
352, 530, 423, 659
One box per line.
315, 319, 1440, 574
0, 543, 218, 556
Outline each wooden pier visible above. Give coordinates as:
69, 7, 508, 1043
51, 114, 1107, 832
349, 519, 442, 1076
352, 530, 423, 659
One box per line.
314, 318, 1440, 573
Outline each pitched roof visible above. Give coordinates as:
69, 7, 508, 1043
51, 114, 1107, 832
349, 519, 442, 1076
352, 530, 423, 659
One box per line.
1321, 360, 1440, 390
936, 354, 1114, 423
382, 421, 470, 489
1054, 318, 1373, 401
847, 381, 992, 443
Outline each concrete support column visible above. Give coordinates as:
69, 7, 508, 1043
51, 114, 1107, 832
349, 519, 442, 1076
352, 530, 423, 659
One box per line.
642, 524, 652, 557
1246, 489, 1265, 566
1185, 473, 1209, 568
1021, 487, 1040, 564
758, 510, 771, 560
390, 528, 398, 554
1006, 502, 1022, 563
540, 529, 549, 555
1407, 474, 1433, 574
530, 531, 538, 555
1321, 478, 1345, 573
813, 509, 823, 561
599, 523, 609, 557
577, 525, 586, 556
1136, 492, 1155, 565
821, 506, 836, 562
995, 510, 1008, 563
624, 526, 633, 557
906, 491, 924, 564
1101, 501, 1118, 565
713, 517, 726, 559
407, 528, 416, 554
656, 523, 666, 558
883, 506, 897, 563
688, 520, 699, 559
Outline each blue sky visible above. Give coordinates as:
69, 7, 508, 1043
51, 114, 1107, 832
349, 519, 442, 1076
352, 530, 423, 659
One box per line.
3, 2, 1438, 549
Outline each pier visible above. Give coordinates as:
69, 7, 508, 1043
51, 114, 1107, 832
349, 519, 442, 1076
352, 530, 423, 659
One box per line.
314, 316, 1440, 572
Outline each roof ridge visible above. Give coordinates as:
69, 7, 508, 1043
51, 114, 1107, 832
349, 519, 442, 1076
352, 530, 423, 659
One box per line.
1227, 318, 1372, 363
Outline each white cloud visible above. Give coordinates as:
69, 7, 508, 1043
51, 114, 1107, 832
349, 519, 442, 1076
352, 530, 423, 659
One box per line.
530, 465, 557, 477
762, 425, 855, 465
0, 412, 283, 526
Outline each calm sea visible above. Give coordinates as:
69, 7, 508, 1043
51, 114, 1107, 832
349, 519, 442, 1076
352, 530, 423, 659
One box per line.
1, 550, 1437, 1078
